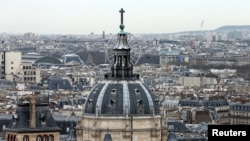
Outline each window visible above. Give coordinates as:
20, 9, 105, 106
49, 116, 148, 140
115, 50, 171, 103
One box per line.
37, 135, 42, 141
11, 67, 13, 69
43, 135, 48, 141
48, 135, 54, 141
7, 134, 10, 141
23, 135, 29, 141
111, 89, 117, 94
11, 61, 13, 64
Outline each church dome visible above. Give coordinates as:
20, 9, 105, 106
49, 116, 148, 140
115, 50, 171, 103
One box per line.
84, 80, 160, 115
84, 8, 160, 116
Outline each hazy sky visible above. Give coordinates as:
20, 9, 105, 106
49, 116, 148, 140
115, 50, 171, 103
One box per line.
1, 0, 249, 34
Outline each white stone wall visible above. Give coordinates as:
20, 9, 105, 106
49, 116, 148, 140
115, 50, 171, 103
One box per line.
77, 115, 166, 141
4, 51, 21, 81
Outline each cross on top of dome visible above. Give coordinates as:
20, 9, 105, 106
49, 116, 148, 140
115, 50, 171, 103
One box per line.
119, 8, 125, 33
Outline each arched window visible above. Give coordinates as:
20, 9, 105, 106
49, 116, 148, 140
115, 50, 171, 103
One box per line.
48, 135, 54, 141
13, 135, 16, 141
23, 135, 29, 141
10, 135, 13, 141
37, 135, 42, 141
43, 135, 48, 141
7, 134, 10, 141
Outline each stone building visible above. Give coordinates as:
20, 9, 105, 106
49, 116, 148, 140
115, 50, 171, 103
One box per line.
4, 93, 61, 141
229, 103, 250, 125
76, 9, 167, 141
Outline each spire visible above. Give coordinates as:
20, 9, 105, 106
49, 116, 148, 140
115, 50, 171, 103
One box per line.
119, 8, 125, 33
110, 8, 134, 78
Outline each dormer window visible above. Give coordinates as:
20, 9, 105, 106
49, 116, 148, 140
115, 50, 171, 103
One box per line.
137, 99, 143, 105
135, 89, 140, 94
111, 89, 117, 94
40, 113, 45, 122
88, 99, 93, 105
110, 99, 116, 107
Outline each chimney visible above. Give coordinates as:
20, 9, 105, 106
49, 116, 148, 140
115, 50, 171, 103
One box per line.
29, 95, 36, 128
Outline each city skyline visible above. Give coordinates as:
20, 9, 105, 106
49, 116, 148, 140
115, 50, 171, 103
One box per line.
1, 0, 250, 35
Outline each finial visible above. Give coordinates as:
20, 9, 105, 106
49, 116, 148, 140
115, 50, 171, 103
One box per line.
119, 8, 125, 32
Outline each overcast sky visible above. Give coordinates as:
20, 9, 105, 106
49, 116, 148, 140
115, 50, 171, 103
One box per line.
1, 0, 249, 34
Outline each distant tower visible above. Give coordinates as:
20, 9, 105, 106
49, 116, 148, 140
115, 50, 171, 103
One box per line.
103, 31, 105, 40
86, 52, 95, 66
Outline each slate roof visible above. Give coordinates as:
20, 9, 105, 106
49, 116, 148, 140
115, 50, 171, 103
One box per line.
230, 103, 250, 112
47, 77, 72, 90
203, 99, 228, 107
167, 132, 177, 141
84, 80, 160, 116
179, 99, 202, 107
167, 121, 189, 132
5, 105, 61, 132
179, 96, 228, 108
0, 79, 14, 90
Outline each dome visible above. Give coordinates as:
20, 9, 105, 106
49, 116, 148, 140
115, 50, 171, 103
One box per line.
78, 8, 167, 141
62, 54, 84, 65
84, 8, 160, 116
84, 80, 160, 115
34, 56, 62, 64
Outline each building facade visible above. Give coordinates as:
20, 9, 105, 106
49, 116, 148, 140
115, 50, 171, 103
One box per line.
0, 51, 22, 81
4, 94, 61, 141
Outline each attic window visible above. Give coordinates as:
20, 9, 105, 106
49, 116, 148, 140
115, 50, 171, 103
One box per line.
135, 89, 140, 94
137, 99, 143, 105
88, 99, 93, 104
13, 114, 18, 120
155, 98, 159, 105
110, 99, 116, 107
111, 89, 117, 94
40, 113, 45, 122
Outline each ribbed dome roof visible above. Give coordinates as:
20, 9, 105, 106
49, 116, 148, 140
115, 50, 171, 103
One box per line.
84, 80, 160, 115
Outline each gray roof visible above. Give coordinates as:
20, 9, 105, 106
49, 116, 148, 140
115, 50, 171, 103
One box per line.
230, 103, 250, 111
47, 77, 72, 90
5, 105, 61, 132
167, 132, 177, 141
203, 99, 228, 107
84, 80, 160, 116
66, 124, 76, 141
167, 121, 189, 132
179, 97, 228, 108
